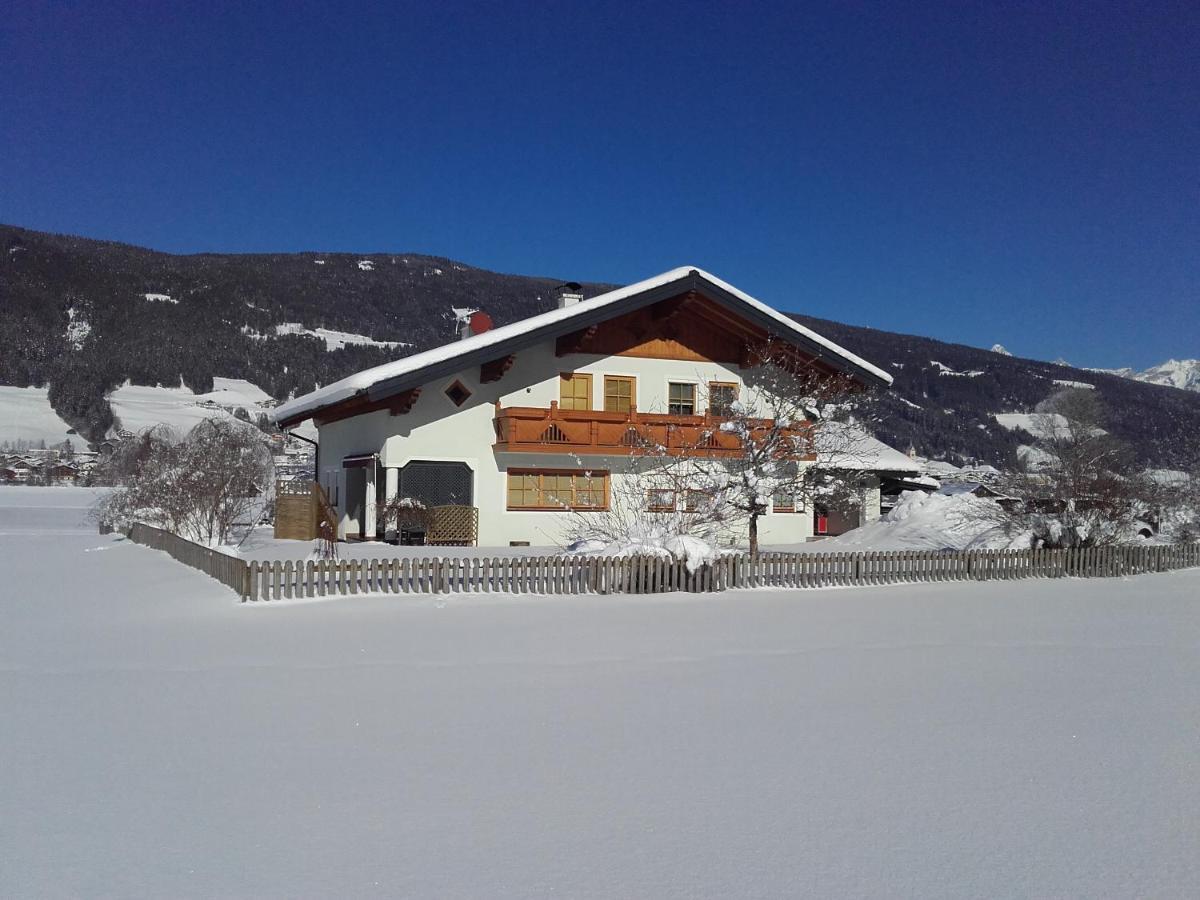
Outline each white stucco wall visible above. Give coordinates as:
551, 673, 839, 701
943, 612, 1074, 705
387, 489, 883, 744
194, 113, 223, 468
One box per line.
859, 475, 882, 523
315, 339, 816, 547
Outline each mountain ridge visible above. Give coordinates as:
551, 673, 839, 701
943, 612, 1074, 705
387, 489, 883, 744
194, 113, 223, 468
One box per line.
1088, 359, 1200, 393
3, 223, 1198, 471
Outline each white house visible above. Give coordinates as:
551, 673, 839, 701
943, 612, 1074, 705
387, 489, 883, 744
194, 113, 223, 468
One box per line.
272, 266, 893, 547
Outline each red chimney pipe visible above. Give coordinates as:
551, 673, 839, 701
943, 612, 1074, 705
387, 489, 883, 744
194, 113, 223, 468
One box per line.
468, 311, 493, 335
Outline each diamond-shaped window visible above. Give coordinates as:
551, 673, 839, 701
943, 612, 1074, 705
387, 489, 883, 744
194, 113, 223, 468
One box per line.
444, 380, 472, 407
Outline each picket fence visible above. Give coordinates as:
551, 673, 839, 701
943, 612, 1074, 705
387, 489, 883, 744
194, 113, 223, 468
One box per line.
117, 523, 1200, 603
123, 523, 250, 596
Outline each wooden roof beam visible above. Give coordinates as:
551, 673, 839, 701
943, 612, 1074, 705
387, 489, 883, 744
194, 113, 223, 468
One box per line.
480, 354, 516, 384
650, 292, 693, 322
388, 388, 421, 415
555, 324, 599, 356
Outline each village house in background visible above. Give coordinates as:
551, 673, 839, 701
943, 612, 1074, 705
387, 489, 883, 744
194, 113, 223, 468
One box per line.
0, 444, 95, 485
272, 267, 900, 547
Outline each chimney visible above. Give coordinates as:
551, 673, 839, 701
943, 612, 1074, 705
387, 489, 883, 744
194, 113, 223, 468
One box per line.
460, 310, 493, 340
556, 281, 584, 309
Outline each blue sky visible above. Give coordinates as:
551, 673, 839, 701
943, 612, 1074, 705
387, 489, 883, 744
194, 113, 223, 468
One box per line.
2, 1, 1196, 369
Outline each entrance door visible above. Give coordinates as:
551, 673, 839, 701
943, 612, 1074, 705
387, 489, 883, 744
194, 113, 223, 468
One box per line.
344, 467, 366, 538
342, 454, 378, 540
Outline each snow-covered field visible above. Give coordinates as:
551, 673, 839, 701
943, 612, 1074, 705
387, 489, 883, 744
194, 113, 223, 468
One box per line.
3, 487, 1199, 898
270, 322, 409, 351
108, 380, 251, 434
0, 376, 311, 448
0, 385, 78, 446
103, 377, 317, 441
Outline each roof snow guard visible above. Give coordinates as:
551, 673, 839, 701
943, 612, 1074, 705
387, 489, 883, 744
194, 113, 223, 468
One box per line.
273, 266, 893, 428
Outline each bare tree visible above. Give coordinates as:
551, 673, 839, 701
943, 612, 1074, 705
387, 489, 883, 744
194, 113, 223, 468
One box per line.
706, 345, 880, 554
91, 424, 177, 485
994, 388, 1155, 547
95, 418, 275, 546
1142, 468, 1200, 545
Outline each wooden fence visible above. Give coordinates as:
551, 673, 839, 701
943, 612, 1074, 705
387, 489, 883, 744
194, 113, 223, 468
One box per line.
116, 524, 1199, 602
123, 523, 251, 596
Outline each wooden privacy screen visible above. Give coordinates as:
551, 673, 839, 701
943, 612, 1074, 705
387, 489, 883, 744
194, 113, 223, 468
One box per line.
274, 479, 319, 540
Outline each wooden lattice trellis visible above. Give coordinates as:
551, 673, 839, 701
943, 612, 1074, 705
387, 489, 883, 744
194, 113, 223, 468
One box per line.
426, 505, 479, 546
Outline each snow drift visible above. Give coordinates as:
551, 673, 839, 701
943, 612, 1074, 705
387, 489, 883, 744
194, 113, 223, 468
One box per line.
821, 490, 1014, 551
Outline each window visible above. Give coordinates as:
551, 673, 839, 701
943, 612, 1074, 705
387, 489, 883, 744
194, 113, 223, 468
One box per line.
507, 470, 609, 510
604, 376, 635, 413
772, 488, 796, 513
709, 382, 739, 416
646, 488, 676, 512
444, 380, 471, 407
684, 489, 712, 513
668, 382, 696, 416
559, 373, 592, 411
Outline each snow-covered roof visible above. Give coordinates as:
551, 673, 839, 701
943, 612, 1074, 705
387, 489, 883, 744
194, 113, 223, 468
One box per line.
813, 423, 921, 473
273, 266, 893, 426
937, 482, 987, 496
937, 482, 1017, 501
920, 459, 963, 477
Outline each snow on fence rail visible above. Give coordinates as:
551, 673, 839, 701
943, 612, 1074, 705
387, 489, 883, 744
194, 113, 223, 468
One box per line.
116, 523, 1200, 602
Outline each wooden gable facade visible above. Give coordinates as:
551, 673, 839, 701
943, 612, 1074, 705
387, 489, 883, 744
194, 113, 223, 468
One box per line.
555, 289, 844, 377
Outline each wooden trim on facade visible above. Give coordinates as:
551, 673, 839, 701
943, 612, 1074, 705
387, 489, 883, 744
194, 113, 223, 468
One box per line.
493, 402, 814, 459
305, 387, 422, 428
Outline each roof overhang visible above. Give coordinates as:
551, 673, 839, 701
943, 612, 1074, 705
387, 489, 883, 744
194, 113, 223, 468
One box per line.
366, 270, 888, 404
274, 267, 892, 428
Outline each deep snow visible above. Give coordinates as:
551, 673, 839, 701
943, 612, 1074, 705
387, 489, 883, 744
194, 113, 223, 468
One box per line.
2, 487, 1198, 898
811, 489, 1013, 551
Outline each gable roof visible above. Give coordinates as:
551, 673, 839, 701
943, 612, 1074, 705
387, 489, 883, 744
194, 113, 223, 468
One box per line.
273, 266, 892, 427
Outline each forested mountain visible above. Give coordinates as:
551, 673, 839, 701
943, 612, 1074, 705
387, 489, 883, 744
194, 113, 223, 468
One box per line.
792, 316, 1200, 471
3, 223, 1198, 470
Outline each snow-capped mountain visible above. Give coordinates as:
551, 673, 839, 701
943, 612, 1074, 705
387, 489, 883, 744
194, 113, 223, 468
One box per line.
1088, 359, 1200, 393
990, 344, 1012, 356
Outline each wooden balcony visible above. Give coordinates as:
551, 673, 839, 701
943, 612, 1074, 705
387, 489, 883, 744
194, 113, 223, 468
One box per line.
493, 402, 812, 458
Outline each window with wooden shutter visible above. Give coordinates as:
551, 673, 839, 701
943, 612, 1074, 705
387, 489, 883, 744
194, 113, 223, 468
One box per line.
506, 470, 609, 510
668, 382, 696, 416
559, 373, 592, 410
603, 376, 635, 413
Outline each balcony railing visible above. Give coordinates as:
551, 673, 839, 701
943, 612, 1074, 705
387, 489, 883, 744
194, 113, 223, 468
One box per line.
493, 402, 812, 457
